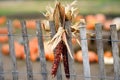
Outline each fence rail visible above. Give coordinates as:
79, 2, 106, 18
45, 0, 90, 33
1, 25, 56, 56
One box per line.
0, 20, 120, 80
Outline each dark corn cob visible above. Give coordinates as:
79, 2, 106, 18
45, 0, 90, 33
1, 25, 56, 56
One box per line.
51, 40, 64, 77
62, 42, 70, 79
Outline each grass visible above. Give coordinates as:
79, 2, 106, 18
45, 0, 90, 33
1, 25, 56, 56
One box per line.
0, 0, 120, 16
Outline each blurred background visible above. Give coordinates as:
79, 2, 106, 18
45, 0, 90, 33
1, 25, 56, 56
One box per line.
0, 1, 120, 79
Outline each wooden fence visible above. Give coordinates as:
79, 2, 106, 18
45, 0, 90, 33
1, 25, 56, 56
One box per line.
0, 20, 120, 80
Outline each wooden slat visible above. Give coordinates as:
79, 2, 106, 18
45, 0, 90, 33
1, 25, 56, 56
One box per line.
21, 21, 33, 80
110, 24, 120, 80
79, 22, 91, 80
7, 20, 18, 80
0, 48, 4, 80
95, 23, 106, 80
49, 21, 56, 38
49, 21, 62, 80
36, 20, 48, 80
65, 21, 76, 80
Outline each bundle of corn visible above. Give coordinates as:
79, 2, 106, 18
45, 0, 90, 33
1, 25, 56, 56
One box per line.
43, 1, 82, 79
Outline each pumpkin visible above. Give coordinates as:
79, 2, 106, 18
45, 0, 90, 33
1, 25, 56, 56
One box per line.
85, 15, 96, 30
88, 51, 98, 62
103, 20, 112, 31
14, 42, 25, 59
1, 44, 9, 55
1, 41, 26, 59
44, 42, 55, 61
0, 28, 8, 34
74, 50, 83, 62
30, 53, 38, 61
74, 50, 98, 63
0, 35, 8, 43
104, 51, 112, 58
28, 37, 39, 61
26, 20, 36, 29
29, 38, 39, 54
0, 28, 8, 43
12, 19, 21, 28
45, 52, 54, 61
0, 16, 6, 25
104, 51, 113, 64
95, 14, 106, 24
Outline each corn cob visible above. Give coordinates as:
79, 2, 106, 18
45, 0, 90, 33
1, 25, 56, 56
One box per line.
62, 42, 70, 79
51, 40, 64, 77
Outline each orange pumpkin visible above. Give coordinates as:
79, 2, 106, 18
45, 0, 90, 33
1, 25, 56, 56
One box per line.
104, 51, 113, 64
44, 42, 55, 61
86, 22, 95, 30
1, 41, 26, 59
104, 51, 112, 58
103, 20, 112, 31
14, 42, 24, 59
30, 53, 38, 61
29, 38, 39, 54
26, 20, 36, 29
0, 35, 8, 43
95, 14, 106, 24
85, 15, 96, 30
1, 44, 9, 55
29, 37, 39, 61
0, 28, 8, 34
45, 52, 54, 61
88, 51, 98, 62
74, 50, 98, 63
20, 48, 26, 60
0, 16, 6, 25
74, 50, 83, 62
12, 19, 21, 28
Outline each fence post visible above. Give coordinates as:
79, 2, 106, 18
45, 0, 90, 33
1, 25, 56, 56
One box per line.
36, 20, 48, 80
110, 24, 120, 80
21, 21, 33, 80
65, 21, 76, 80
95, 23, 106, 80
0, 47, 4, 80
7, 20, 18, 80
79, 21, 91, 80
49, 21, 62, 80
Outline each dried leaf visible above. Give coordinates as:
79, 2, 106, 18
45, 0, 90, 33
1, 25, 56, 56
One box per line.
62, 32, 74, 59
48, 27, 65, 50
58, 2, 65, 27
70, 0, 77, 6
53, 2, 61, 31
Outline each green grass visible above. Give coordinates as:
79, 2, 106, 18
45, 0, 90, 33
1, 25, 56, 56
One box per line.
0, 0, 120, 16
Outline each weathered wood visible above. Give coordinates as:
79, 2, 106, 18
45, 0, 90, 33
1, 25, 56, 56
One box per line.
110, 24, 120, 80
79, 23, 91, 80
0, 47, 4, 80
65, 21, 76, 80
7, 20, 18, 80
95, 23, 106, 80
49, 21, 56, 37
49, 21, 62, 80
21, 21, 33, 80
36, 20, 48, 80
